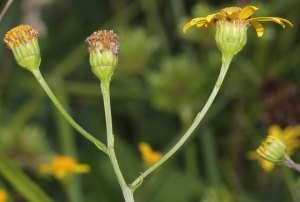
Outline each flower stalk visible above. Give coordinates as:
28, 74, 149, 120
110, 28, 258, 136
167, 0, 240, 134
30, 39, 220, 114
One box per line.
30, 69, 107, 153
131, 55, 232, 189
86, 30, 134, 201
3, 25, 107, 154
101, 81, 134, 201
131, 5, 292, 188
283, 159, 300, 173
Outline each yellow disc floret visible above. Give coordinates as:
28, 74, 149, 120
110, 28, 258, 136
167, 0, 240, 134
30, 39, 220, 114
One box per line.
4, 25, 39, 49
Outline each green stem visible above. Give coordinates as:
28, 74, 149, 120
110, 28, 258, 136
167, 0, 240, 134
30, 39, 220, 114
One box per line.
101, 81, 134, 202
0, 0, 13, 23
30, 69, 107, 154
0, 151, 53, 202
131, 55, 232, 188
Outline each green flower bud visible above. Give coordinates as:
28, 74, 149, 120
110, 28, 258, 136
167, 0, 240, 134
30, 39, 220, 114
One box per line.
4, 25, 41, 71
256, 136, 290, 163
85, 30, 120, 82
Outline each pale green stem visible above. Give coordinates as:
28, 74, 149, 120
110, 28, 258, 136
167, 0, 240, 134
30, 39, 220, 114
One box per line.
0, 0, 13, 22
30, 69, 107, 154
131, 55, 233, 189
101, 81, 134, 202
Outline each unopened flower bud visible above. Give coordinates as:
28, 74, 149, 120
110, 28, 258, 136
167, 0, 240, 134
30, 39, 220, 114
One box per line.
85, 30, 120, 82
256, 136, 290, 163
4, 25, 41, 71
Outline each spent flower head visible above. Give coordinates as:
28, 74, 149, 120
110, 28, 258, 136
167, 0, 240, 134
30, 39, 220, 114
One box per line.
85, 30, 120, 82
4, 25, 41, 71
38, 156, 90, 180
183, 6, 292, 57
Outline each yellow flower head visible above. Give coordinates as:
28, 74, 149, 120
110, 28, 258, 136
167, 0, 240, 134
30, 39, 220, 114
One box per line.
39, 156, 90, 180
85, 30, 120, 82
0, 189, 7, 202
183, 6, 292, 57
183, 6, 292, 36
247, 125, 300, 172
4, 25, 41, 71
138, 142, 162, 165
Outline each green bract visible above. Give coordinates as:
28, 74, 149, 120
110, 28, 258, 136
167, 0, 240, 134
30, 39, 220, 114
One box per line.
215, 20, 248, 57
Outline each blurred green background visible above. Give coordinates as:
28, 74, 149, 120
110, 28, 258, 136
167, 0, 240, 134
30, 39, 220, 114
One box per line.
0, 0, 300, 201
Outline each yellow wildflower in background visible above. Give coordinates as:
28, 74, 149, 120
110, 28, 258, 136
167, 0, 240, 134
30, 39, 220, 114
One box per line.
247, 125, 300, 172
0, 189, 7, 202
257, 136, 289, 163
39, 156, 90, 180
138, 142, 162, 165
183, 5, 292, 37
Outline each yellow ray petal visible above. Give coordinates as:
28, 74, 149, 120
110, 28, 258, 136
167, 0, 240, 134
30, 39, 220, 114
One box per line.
245, 151, 259, 160
251, 20, 264, 37
268, 125, 282, 138
259, 159, 275, 172
54, 170, 68, 180
72, 165, 91, 173
205, 20, 215, 27
206, 13, 224, 23
196, 21, 209, 28
183, 18, 208, 32
226, 11, 239, 20
284, 125, 300, 140
190, 17, 207, 25
139, 142, 152, 153
277, 18, 293, 27
239, 6, 258, 19
183, 22, 192, 33
250, 17, 288, 27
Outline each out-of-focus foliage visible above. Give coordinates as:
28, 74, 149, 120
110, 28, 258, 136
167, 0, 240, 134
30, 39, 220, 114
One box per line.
1, 0, 300, 201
